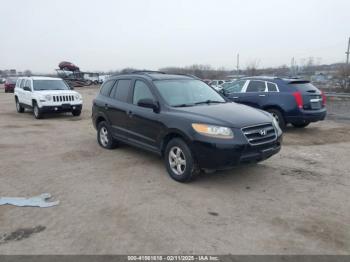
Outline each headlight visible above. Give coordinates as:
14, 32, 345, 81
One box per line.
74, 94, 82, 100
192, 123, 234, 139
44, 95, 52, 101
272, 117, 283, 136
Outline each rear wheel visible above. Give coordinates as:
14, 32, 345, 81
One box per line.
33, 102, 43, 119
15, 98, 24, 113
164, 138, 198, 182
292, 122, 310, 128
97, 121, 118, 149
266, 108, 286, 129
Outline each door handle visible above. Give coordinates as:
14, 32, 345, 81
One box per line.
259, 94, 266, 97
127, 110, 134, 118
104, 103, 109, 109
233, 96, 239, 99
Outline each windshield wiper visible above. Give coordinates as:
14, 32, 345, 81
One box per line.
194, 100, 225, 105
173, 103, 195, 107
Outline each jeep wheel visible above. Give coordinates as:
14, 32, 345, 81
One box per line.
15, 98, 24, 113
72, 110, 81, 116
267, 109, 286, 130
292, 122, 310, 128
33, 102, 43, 119
97, 121, 118, 149
165, 138, 198, 182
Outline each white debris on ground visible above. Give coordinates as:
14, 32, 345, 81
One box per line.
0, 193, 59, 208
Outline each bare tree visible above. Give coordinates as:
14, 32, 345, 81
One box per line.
246, 60, 260, 76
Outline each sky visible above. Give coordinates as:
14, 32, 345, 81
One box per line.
0, 0, 349, 73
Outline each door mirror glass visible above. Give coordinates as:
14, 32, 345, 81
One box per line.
23, 86, 31, 91
137, 98, 159, 112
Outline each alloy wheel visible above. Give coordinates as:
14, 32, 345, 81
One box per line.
168, 146, 187, 175
100, 127, 109, 147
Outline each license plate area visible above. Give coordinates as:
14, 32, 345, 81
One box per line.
61, 104, 71, 109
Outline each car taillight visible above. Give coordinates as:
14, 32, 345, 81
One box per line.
321, 91, 326, 106
292, 91, 303, 109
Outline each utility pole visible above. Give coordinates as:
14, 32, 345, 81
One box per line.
236, 53, 240, 75
346, 37, 350, 65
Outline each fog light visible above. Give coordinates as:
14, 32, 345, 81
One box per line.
73, 106, 76, 110
55, 107, 58, 111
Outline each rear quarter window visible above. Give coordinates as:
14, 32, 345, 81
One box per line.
100, 80, 115, 96
114, 79, 131, 102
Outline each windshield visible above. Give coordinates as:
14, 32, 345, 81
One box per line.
154, 79, 225, 107
33, 80, 70, 91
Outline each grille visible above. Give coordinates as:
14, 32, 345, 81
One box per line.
242, 123, 277, 145
53, 95, 75, 102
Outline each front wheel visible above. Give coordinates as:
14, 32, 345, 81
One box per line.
33, 102, 43, 119
164, 138, 198, 182
292, 122, 310, 128
266, 108, 286, 130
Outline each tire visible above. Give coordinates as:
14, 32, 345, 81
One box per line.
266, 108, 286, 130
97, 121, 118, 149
292, 122, 310, 128
164, 138, 198, 182
15, 98, 24, 113
72, 110, 81, 116
33, 102, 43, 119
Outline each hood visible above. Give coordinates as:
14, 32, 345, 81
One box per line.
174, 102, 273, 128
35, 90, 80, 96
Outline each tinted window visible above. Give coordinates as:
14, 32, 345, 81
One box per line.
100, 80, 115, 96
114, 79, 131, 102
154, 79, 225, 106
246, 81, 266, 92
133, 80, 154, 105
224, 80, 245, 93
267, 82, 278, 92
24, 80, 31, 90
33, 80, 69, 91
289, 82, 318, 92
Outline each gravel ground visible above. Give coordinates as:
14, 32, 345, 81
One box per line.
0, 85, 349, 254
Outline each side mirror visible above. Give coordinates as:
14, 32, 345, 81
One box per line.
137, 98, 159, 112
23, 86, 31, 91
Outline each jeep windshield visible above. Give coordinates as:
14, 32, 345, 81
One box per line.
154, 79, 225, 107
33, 80, 70, 91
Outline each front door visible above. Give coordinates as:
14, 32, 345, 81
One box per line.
127, 79, 163, 152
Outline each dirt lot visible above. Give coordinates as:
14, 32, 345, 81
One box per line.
0, 86, 350, 254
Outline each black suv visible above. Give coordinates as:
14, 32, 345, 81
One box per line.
221, 77, 327, 129
92, 72, 282, 182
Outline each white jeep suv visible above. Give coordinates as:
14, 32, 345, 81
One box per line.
14, 76, 83, 119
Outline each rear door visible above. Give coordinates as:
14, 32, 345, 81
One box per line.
222, 80, 246, 102
238, 80, 267, 108
107, 79, 133, 140
289, 81, 323, 110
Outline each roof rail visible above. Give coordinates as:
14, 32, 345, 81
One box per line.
131, 70, 166, 74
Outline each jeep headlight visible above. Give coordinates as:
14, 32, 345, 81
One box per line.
272, 117, 282, 136
44, 95, 52, 101
192, 123, 233, 139
74, 94, 82, 100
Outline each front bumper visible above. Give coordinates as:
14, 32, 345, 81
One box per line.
286, 108, 327, 124
40, 104, 82, 113
191, 135, 282, 170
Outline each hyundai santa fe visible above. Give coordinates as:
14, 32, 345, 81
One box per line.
220, 76, 327, 129
92, 71, 282, 182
